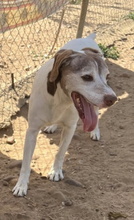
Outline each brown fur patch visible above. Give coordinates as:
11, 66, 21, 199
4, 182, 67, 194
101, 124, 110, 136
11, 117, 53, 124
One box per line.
49, 50, 74, 83
47, 71, 61, 96
47, 50, 76, 96
82, 47, 100, 54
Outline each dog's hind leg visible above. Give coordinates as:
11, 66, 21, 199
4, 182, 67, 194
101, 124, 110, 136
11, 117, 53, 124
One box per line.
48, 123, 77, 181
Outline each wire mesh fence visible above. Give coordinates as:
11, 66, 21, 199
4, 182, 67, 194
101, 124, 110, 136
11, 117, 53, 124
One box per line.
0, 0, 134, 175
0, 0, 134, 129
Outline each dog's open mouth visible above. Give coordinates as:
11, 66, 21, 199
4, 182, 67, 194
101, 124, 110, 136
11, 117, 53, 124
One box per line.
71, 92, 97, 132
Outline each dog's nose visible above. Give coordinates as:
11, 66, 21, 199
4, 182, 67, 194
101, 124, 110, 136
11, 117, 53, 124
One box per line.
104, 95, 117, 107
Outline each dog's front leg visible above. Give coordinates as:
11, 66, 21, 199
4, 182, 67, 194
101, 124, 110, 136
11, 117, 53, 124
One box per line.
12, 128, 39, 196
90, 107, 100, 141
48, 124, 77, 181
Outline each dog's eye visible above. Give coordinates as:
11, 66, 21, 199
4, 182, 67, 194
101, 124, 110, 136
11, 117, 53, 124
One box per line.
81, 75, 93, 81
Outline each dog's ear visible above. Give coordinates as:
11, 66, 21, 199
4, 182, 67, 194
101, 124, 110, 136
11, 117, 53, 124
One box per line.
82, 47, 103, 57
47, 49, 74, 96
49, 49, 74, 83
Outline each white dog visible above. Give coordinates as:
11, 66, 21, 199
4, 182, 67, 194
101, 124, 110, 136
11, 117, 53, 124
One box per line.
13, 33, 117, 196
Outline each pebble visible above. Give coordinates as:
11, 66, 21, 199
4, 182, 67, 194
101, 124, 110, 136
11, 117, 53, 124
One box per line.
18, 98, 26, 108
64, 178, 85, 188
3, 134, 7, 138
3, 176, 16, 182
49, 139, 54, 145
49, 189, 73, 206
25, 66, 31, 71
9, 160, 22, 169
109, 153, 117, 156
119, 125, 124, 129
52, 191, 66, 202
3, 181, 9, 186
16, 214, 30, 219
116, 85, 122, 90
0, 64, 5, 68
6, 136, 15, 144
120, 73, 131, 78
62, 199, 73, 206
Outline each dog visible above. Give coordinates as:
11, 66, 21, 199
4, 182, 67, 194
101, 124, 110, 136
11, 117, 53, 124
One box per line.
12, 33, 117, 196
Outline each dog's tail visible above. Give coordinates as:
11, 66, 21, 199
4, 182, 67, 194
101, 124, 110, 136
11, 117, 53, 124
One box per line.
87, 33, 96, 40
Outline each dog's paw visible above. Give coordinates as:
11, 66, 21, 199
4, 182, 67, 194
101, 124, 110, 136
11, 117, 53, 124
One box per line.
90, 127, 100, 141
12, 180, 28, 197
43, 125, 57, 134
48, 168, 64, 181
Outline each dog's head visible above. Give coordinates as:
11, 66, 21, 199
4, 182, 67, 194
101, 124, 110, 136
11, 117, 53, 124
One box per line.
47, 48, 117, 131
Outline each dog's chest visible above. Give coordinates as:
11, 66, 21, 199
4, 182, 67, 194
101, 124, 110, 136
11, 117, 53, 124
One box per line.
50, 100, 72, 124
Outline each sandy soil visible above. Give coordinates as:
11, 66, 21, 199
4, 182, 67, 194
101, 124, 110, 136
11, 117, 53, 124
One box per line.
0, 1, 134, 220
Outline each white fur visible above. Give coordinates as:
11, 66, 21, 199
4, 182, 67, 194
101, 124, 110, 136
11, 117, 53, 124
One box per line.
12, 34, 116, 196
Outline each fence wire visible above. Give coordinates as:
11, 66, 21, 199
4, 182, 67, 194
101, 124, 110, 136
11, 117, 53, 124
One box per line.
0, 0, 134, 175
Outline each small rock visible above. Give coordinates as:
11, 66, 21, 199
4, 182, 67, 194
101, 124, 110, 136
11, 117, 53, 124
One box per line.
119, 125, 124, 129
49, 139, 54, 145
17, 98, 26, 108
120, 73, 130, 78
3, 176, 16, 182
0, 64, 4, 68
100, 145, 105, 148
16, 214, 30, 220
64, 178, 85, 188
9, 160, 22, 169
116, 85, 122, 90
6, 136, 15, 144
52, 191, 66, 202
0, 62, 6, 68
108, 211, 127, 219
40, 176, 47, 179
25, 66, 31, 71
109, 153, 117, 156
62, 199, 73, 206
3, 181, 9, 186
3, 134, 7, 138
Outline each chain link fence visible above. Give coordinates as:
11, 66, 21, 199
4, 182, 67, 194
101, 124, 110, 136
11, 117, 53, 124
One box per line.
0, 0, 134, 129
0, 0, 134, 174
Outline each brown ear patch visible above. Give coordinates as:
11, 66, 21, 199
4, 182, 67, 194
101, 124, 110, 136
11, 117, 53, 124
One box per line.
49, 49, 74, 83
82, 47, 100, 54
47, 81, 57, 96
82, 47, 103, 57
47, 49, 75, 96
47, 71, 60, 96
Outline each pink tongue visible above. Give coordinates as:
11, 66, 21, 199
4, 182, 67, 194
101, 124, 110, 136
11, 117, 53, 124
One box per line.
80, 96, 97, 132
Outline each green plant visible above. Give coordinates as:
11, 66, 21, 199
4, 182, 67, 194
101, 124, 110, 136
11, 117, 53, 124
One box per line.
98, 44, 120, 60
125, 12, 134, 20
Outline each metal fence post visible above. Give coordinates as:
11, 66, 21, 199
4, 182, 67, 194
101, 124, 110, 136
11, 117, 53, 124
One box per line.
76, 0, 89, 38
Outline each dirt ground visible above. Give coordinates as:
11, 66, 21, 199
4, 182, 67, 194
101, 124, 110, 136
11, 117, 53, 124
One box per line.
0, 1, 134, 220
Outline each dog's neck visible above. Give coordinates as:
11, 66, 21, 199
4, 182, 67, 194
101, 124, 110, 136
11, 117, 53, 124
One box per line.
54, 83, 72, 106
